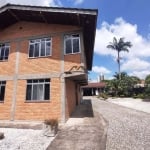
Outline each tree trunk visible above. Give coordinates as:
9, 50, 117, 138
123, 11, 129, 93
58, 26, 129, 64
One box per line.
117, 51, 121, 79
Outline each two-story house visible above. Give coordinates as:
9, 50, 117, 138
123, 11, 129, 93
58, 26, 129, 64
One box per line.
0, 4, 98, 123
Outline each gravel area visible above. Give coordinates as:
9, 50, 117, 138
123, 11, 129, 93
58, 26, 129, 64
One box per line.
107, 97, 150, 113
91, 97, 150, 150
0, 128, 54, 150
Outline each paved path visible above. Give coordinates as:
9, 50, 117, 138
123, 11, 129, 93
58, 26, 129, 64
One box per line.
91, 97, 150, 150
47, 99, 107, 150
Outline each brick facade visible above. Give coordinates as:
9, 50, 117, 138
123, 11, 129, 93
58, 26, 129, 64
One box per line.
0, 4, 97, 123
0, 21, 82, 121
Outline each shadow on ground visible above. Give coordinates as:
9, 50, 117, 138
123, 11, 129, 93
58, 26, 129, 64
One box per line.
71, 99, 94, 118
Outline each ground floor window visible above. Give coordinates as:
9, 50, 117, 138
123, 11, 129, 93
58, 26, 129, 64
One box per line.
0, 81, 6, 101
26, 79, 50, 101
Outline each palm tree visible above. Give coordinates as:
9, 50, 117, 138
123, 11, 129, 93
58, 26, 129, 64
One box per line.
107, 37, 132, 79
113, 72, 127, 80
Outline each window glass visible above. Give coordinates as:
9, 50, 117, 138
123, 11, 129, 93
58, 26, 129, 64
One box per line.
33, 79, 38, 83
0, 81, 6, 101
73, 38, 80, 53
26, 85, 32, 100
1, 48, 4, 57
27, 80, 32, 83
64, 34, 80, 54
39, 79, 44, 82
29, 44, 34, 57
46, 38, 51, 41
45, 79, 50, 82
33, 84, 38, 100
45, 84, 50, 100
72, 34, 79, 37
0, 44, 10, 61
1, 81, 6, 84
26, 79, 50, 101
35, 43, 40, 57
41, 41, 45, 56
5, 48, 9, 58
46, 42, 50, 56
29, 38, 51, 58
65, 39, 72, 54
37, 84, 44, 100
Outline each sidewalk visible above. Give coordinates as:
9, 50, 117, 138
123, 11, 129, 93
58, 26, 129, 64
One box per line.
47, 99, 108, 150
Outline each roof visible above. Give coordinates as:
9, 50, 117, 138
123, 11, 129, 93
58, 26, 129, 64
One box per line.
82, 82, 106, 88
0, 4, 98, 70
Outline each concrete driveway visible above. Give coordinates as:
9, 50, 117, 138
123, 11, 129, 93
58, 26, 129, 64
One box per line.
47, 99, 108, 150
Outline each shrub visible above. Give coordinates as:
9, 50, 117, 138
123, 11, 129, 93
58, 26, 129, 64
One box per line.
98, 93, 108, 100
44, 119, 58, 128
133, 93, 145, 99
0, 132, 4, 140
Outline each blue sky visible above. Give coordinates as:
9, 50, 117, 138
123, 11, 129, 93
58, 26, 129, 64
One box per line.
1, 0, 150, 81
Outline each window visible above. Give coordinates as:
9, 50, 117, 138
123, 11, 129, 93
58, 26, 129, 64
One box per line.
0, 81, 6, 101
0, 43, 10, 61
64, 34, 80, 54
26, 79, 50, 101
29, 37, 51, 58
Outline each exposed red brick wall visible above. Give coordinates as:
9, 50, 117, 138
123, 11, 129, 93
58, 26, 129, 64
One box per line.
0, 21, 80, 41
0, 21, 82, 121
0, 43, 16, 76
65, 79, 76, 119
64, 54, 81, 71
0, 81, 13, 119
18, 37, 61, 74
15, 78, 61, 121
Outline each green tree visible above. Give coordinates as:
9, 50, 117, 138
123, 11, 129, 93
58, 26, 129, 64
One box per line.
106, 72, 140, 97
107, 37, 132, 79
145, 74, 150, 87
130, 76, 141, 86
144, 74, 150, 100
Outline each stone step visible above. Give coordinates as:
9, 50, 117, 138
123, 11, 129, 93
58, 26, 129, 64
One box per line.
0, 120, 43, 130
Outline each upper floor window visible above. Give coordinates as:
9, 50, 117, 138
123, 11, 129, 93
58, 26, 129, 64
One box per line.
26, 79, 50, 101
64, 34, 80, 54
29, 37, 51, 58
0, 81, 6, 102
0, 43, 10, 61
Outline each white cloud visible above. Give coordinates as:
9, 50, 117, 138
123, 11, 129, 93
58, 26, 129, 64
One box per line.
95, 17, 150, 79
129, 70, 150, 79
74, 0, 84, 5
1, 0, 7, 6
68, 0, 84, 5
0, 0, 62, 7
95, 17, 150, 58
92, 66, 111, 74
121, 58, 150, 71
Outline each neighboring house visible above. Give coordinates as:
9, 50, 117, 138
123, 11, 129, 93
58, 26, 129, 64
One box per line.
135, 80, 145, 88
82, 82, 106, 96
0, 4, 98, 123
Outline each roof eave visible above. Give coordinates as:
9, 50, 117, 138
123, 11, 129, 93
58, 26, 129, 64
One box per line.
0, 4, 98, 70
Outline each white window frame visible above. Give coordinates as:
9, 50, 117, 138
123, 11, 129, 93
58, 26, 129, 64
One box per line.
28, 37, 52, 58
64, 34, 81, 55
0, 43, 10, 61
26, 79, 50, 101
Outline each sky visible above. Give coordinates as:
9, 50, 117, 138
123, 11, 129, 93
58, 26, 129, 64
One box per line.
1, 0, 150, 81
